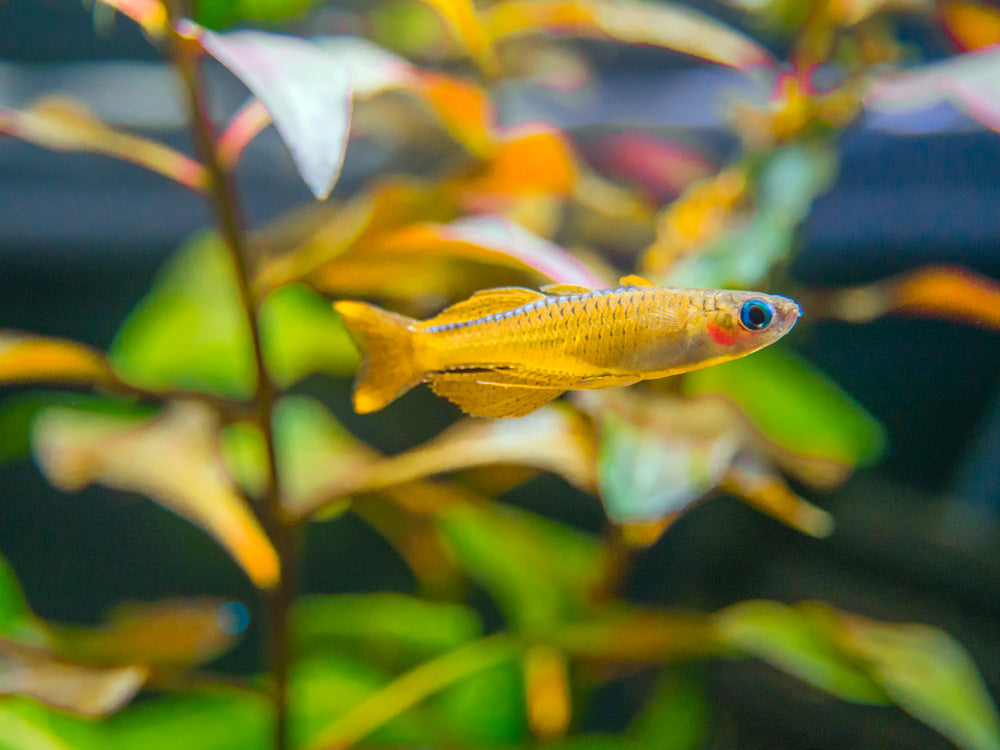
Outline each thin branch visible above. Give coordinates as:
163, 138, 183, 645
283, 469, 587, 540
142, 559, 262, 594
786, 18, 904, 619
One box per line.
163, 6, 298, 749
309, 635, 519, 750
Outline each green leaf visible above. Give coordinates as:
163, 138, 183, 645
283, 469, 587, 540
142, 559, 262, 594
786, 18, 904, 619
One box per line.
259, 283, 357, 388
435, 502, 604, 634
109, 233, 255, 400
432, 656, 526, 745
629, 669, 708, 750
715, 600, 890, 705
196, 0, 321, 30
831, 613, 1000, 750
0, 555, 43, 643
223, 395, 367, 511
682, 347, 885, 470
0, 698, 100, 750
102, 689, 271, 750
293, 593, 482, 662
291, 654, 431, 748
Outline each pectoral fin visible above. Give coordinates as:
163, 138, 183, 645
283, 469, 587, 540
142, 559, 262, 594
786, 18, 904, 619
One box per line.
427, 372, 564, 418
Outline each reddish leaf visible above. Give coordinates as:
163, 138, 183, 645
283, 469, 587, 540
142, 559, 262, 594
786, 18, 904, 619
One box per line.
867, 44, 1000, 132
581, 131, 715, 202
95, 0, 167, 37
182, 22, 352, 199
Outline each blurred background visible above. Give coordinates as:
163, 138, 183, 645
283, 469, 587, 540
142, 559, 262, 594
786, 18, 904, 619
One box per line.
3, 1, 1000, 748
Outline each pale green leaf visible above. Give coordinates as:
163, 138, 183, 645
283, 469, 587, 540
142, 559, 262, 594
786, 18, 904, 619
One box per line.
715, 601, 890, 704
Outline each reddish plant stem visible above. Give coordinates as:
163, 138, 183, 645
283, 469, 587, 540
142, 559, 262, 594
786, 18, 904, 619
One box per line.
164, 7, 298, 749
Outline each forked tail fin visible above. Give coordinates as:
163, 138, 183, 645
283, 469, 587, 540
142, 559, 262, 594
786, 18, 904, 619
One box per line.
334, 301, 422, 413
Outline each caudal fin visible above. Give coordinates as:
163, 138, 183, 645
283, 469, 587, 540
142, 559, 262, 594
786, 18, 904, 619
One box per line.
334, 301, 422, 413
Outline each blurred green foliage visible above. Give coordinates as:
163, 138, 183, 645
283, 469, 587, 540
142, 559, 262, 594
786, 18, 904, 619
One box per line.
3, 0, 1000, 749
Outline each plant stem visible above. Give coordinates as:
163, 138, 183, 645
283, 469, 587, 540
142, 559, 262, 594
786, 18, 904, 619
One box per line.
165, 10, 297, 749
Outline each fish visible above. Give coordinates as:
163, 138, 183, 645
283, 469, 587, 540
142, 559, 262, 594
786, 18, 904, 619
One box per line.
334, 275, 801, 418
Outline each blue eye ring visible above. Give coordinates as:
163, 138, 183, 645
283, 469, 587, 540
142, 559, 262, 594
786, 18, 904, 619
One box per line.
739, 300, 774, 331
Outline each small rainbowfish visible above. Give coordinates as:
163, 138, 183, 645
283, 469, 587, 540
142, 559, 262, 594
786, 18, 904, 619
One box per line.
335, 275, 801, 418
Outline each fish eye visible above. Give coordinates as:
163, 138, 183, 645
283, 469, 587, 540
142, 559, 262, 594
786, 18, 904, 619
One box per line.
739, 300, 774, 331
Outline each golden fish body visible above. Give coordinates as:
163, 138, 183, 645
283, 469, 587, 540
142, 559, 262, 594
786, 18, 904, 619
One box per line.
335, 275, 801, 418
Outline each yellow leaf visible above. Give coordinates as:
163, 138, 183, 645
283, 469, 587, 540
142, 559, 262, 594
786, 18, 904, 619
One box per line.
417, 0, 500, 76
292, 405, 596, 518
524, 645, 571, 737
0, 333, 113, 387
32, 403, 279, 589
0, 97, 207, 191
52, 599, 243, 672
720, 462, 834, 538
0, 638, 147, 717
486, 0, 772, 70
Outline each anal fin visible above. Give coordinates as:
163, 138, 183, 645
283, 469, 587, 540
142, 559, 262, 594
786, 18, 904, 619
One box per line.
427, 372, 564, 418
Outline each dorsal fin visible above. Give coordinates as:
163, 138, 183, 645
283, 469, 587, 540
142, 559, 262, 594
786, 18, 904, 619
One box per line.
417, 287, 545, 328
540, 283, 595, 295
619, 274, 656, 288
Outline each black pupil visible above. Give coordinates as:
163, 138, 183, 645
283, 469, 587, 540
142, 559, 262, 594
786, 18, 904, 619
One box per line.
741, 301, 772, 330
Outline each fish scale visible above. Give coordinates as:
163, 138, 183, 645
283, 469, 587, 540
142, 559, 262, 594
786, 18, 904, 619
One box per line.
334, 277, 802, 418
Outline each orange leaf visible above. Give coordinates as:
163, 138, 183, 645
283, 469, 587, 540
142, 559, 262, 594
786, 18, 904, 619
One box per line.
416, 70, 498, 156
0, 332, 113, 387
939, 0, 1000, 51
0, 97, 207, 191
32, 403, 279, 589
893, 265, 1000, 328
817, 266, 1000, 329
456, 127, 578, 204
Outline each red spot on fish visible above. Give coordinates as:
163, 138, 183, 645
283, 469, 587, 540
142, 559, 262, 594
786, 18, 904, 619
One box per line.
707, 320, 738, 346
